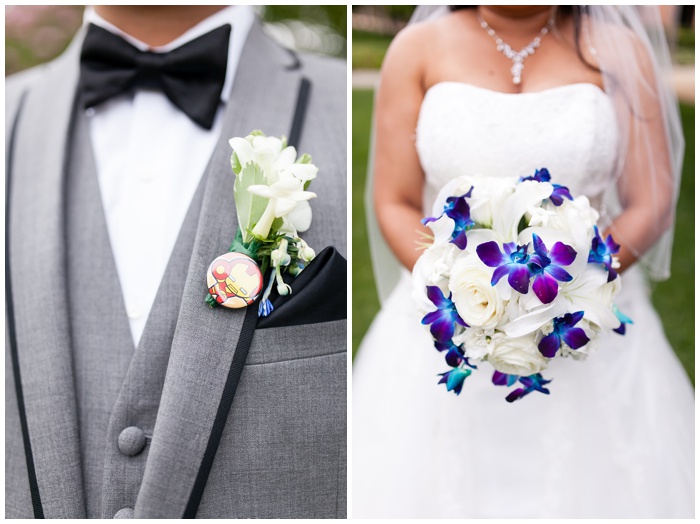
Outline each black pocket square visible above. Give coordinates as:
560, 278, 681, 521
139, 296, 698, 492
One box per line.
257, 246, 346, 329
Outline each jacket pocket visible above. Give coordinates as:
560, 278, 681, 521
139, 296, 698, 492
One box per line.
246, 318, 346, 365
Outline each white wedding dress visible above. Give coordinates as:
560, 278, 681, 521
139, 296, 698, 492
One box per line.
353, 82, 695, 518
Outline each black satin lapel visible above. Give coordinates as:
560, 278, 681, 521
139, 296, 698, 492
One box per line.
7, 33, 87, 518
288, 77, 311, 149
6, 91, 44, 519
182, 302, 259, 518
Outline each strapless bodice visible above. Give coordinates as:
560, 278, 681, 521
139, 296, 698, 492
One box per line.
416, 82, 618, 213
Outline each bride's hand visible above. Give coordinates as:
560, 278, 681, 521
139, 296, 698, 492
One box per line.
372, 23, 433, 271
604, 39, 676, 275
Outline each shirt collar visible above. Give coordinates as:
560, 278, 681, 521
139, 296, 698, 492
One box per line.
83, 6, 256, 103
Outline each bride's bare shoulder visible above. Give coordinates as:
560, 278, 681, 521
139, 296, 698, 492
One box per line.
380, 20, 433, 77
381, 11, 474, 84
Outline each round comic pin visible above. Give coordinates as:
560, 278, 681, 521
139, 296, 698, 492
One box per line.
206, 252, 263, 309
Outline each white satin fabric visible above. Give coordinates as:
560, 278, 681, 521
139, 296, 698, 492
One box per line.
353, 83, 694, 518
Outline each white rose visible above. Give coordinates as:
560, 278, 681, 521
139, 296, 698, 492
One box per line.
448, 254, 505, 329
488, 333, 547, 376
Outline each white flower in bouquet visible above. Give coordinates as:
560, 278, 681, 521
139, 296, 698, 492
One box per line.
459, 175, 512, 228
490, 180, 554, 243
454, 328, 492, 360
537, 196, 600, 253
448, 254, 506, 329
558, 267, 622, 331
487, 332, 547, 376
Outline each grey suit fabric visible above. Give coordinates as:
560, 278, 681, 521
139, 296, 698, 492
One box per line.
65, 111, 210, 517
5, 20, 347, 519
65, 111, 137, 517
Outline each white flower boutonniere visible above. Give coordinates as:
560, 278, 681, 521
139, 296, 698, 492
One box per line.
205, 130, 318, 317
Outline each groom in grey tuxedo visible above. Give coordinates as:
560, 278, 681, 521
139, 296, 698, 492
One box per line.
5, 5, 346, 519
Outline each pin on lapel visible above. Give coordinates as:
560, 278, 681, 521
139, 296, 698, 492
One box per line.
205, 130, 318, 316
207, 252, 263, 308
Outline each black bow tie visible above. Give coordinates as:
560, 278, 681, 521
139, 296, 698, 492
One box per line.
79, 23, 231, 130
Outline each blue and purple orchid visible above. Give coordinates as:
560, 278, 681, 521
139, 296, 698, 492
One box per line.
476, 241, 533, 294
435, 339, 477, 368
492, 371, 552, 402
421, 286, 468, 343
528, 234, 576, 304
538, 311, 590, 357
612, 304, 633, 335
588, 226, 620, 282
520, 167, 573, 206
438, 367, 472, 395
422, 188, 475, 249
476, 233, 575, 304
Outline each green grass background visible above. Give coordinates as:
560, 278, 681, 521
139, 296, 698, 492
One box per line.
352, 88, 695, 383
352, 30, 393, 69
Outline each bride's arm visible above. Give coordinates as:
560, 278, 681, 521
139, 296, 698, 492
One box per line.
372, 25, 432, 271
603, 40, 676, 275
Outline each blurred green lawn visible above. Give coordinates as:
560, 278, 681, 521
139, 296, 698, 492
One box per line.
352, 88, 695, 383
352, 30, 393, 69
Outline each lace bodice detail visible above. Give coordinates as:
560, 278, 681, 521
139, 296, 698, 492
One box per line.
416, 82, 618, 213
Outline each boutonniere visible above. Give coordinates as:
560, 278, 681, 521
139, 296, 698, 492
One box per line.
206, 130, 318, 317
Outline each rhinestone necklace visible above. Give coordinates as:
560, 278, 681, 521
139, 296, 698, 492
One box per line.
477, 10, 555, 85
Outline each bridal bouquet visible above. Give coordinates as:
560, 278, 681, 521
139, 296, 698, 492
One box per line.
413, 169, 632, 402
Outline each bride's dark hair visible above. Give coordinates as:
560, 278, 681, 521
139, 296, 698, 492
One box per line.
449, 6, 600, 72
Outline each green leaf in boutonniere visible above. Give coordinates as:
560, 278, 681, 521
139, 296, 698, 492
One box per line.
233, 162, 267, 244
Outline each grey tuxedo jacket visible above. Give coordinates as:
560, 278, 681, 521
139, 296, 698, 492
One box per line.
5, 21, 347, 519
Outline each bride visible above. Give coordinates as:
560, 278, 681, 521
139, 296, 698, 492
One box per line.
353, 5, 694, 518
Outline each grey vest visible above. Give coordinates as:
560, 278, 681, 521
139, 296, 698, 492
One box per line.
65, 112, 206, 517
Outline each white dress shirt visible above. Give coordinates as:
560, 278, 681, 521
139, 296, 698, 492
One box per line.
83, 6, 255, 346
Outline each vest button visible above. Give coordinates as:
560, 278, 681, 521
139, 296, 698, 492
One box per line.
113, 508, 134, 518
118, 427, 146, 457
